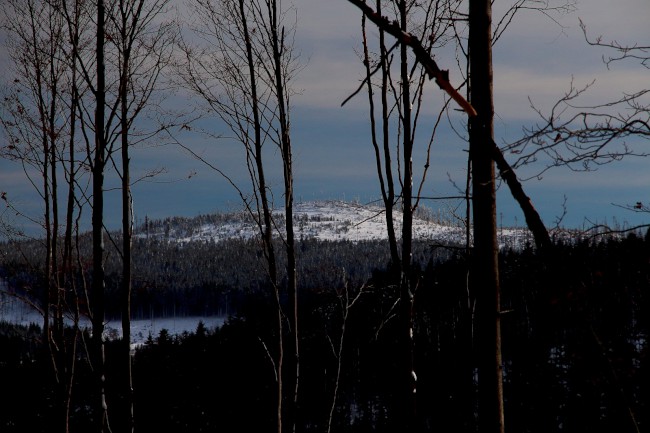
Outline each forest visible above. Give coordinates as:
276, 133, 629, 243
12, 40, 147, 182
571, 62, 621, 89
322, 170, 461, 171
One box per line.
1, 0, 648, 432
1, 227, 648, 432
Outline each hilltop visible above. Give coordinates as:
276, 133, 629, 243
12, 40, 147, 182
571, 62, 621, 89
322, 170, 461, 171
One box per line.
138, 199, 540, 249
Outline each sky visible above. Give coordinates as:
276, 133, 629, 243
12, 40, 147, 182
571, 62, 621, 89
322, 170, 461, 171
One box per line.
1, 0, 649, 237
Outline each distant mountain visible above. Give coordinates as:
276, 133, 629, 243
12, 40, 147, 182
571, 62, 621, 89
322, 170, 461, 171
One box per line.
138, 199, 545, 249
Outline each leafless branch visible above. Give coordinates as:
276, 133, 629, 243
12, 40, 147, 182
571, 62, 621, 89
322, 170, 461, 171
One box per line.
345, 0, 477, 116
580, 18, 650, 69
505, 79, 650, 177
493, 0, 576, 45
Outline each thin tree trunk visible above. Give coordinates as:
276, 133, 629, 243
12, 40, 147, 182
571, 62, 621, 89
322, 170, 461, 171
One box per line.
362, 1, 400, 269
238, 1, 283, 430
398, 1, 416, 429
268, 1, 299, 430
27, 0, 54, 379
62, 73, 78, 433
120, 22, 134, 433
60, 2, 82, 427
25, 0, 60, 421
380, 21, 400, 271
48, 43, 67, 433
49, 51, 61, 346
92, 1, 109, 430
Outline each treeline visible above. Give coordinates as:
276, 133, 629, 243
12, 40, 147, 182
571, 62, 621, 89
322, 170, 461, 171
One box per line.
1, 232, 648, 432
0, 233, 458, 320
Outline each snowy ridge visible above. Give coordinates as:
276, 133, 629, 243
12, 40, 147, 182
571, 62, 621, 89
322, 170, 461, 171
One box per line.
153, 200, 539, 249
290, 200, 466, 242
166, 200, 465, 244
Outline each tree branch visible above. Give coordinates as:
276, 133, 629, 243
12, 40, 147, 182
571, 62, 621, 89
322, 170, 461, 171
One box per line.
345, 0, 551, 249
345, 0, 477, 116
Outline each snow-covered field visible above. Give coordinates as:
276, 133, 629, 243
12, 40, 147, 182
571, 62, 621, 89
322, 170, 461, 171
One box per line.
0, 286, 224, 347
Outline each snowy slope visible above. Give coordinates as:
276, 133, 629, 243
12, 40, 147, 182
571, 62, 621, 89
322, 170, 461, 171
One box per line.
165, 200, 462, 243
286, 200, 465, 243
159, 199, 539, 249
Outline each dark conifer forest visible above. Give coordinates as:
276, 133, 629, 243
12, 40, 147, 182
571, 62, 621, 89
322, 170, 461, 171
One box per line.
1, 229, 648, 432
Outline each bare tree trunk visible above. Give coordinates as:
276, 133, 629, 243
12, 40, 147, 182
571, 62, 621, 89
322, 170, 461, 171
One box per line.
49, 44, 61, 350
468, 1, 505, 432
92, 1, 109, 430
62, 58, 79, 433
255, 4, 285, 431
397, 1, 417, 429
48, 39, 67, 433
237, 0, 283, 429
268, 1, 299, 428
26, 0, 55, 379
120, 114, 134, 433
2, 2, 82, 430
179, 1, 298, 429
119, 10, 134, 429
361, 0, 400, 270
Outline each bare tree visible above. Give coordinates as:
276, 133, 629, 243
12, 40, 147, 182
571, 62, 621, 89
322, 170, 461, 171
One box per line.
344, 1, 569, 431
177, 1, 300, 431
106, 1, 176, 429
91, 2, 110, 430
358, 4, 399, 269
0, 1, 86, 430
326, 277, 365, 433
47, 1, 177, 429
346, 1, 471, 427
1, 0, 61, 351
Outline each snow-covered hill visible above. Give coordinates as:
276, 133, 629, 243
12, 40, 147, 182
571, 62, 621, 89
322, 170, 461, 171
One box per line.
142, 200, 542, 249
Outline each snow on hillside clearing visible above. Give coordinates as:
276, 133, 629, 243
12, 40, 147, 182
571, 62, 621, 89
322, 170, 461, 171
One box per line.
173, 200, 472, 244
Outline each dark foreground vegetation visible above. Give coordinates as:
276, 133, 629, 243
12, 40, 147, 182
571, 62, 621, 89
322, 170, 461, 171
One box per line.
1, 232, 648, 432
